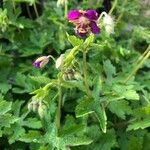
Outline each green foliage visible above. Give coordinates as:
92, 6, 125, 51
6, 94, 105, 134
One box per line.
0, 0, 150, 149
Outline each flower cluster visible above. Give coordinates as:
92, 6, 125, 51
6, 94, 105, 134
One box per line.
67, 10, 100, 37
32, 9, 102, 68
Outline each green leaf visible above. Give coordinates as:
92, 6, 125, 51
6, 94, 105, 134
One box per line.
62, 80, 84, 91
23, 118, 42, 129
123, 90, 139, 100
133, 106, 150, 118
30, 76, 51, 84
94, 104, 107, 133
127, 136, 143, 150
76, 97, 107, 133
19, 130, 42, 143
0, 114, 18, 127
8, 123, 25, 144
11, 100, 24, 117
0, 130, 2, 137
98, 129, 117, 150
64, 46, 80, 68
127, 117, 150, 131
92, 76, 102, 101
83, 34, 95, 47
63, 135, 92, 147
112, 84, 139, 100
103, 59, 116, 82
0, 99, 12, 115
0, 82, 12, 94
108, 100, 132, 119
75, 97, 94, 118
61, 115, 85, 137
67, 34, 83, 46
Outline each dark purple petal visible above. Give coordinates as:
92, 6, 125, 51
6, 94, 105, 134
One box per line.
85, 10, 99, 20
68, 10, 81, 21
90, 21, 100, 34
33, 61, 41, 68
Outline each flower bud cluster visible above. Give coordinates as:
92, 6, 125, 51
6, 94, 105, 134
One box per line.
63, 68, 82, 81
28, 100, 47, 118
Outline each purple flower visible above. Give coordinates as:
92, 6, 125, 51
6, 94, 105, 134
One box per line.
68, 10, 100, 37
33, 56, 49, 68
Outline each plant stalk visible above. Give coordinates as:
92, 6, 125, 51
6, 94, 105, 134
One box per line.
134, 46, 150, 65
33, 3, 39, 18
56, 78, 62, 130
64, 0, 68, 18
124, 45, 150, 83
109, 0, 118, 15
115, 0, 127, 25
83, 50, 92, 97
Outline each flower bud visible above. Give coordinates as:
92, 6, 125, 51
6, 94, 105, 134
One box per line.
74, 72, 82, 80
32, 101, 39, 112
103, 13, 114, 35
38, 101, 47, 118
33, 56, 49, 68
55, 54, 64, 69
62, 69, 82, 80
27, 100, 39, 112
27, 102, 33, 111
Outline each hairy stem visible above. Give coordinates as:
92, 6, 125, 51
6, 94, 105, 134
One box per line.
12, 0, 16, 11
64, 0, 68, 18
115, 12, 124, 25
135, 45, 150, 65
56, 78, 62, 130
124, 45, 150, 83
26, 4, 32, 19
115, 0, 127, 25
109, 0, 118, 15
83, 50, 92, 97
33, 3, 39, 18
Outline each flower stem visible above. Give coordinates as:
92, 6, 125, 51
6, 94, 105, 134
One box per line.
26, 4, 32, 19
12, 0, 16, 11
33, 3, 39, 18
48, 55, 56, 62
115, 0, 127, 25
115, 12, 124, 25
124, 45, 150, 83
109, 0, 118, 15
64, 0, 68, 18
83, 50, 92, 97
135, 45, 150, 65
56, 77, 62, 130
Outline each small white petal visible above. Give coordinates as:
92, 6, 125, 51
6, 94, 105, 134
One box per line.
55, 54, 64, 69
103, 13, 114, 35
